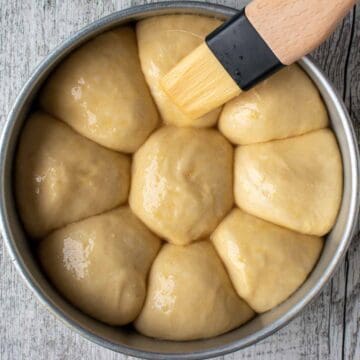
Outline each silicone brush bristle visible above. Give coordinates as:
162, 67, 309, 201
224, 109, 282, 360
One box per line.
161, 43, 241, 120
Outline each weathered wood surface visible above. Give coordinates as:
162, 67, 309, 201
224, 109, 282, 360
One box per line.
0, 1, 359, 359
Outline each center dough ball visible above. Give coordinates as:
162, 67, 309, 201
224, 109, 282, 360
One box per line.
130, 126, 234, 245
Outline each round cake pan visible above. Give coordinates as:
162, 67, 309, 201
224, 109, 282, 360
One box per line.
1, 2, 359, 359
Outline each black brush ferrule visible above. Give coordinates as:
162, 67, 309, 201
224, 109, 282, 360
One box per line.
206, 8, 283, 91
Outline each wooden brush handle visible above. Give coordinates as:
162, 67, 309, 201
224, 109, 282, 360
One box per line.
246, 0, 356, 65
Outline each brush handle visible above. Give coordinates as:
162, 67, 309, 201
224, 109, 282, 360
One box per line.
206, 0, 355, 90
246, 0, 356, 65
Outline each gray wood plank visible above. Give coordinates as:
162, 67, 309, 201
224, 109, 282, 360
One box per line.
343, 4, 360, 360
0, 1, 358, 359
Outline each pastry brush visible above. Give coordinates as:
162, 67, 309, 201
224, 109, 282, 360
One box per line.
161, 0, 355, 120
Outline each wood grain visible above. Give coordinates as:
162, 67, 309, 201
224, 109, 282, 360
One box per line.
0, 1, 359, 359
246, 0, 356, 64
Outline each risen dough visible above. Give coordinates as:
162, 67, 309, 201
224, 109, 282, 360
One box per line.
38, 207, 161, 325
130, 126, 234, 245
212, 208, 323, 312
16, 112, 130, 238
136, 15, 222, 127
134, 241, 254, 340
40, 27, 158, 153
219, 65, 328, 145
234, 129, 342, 236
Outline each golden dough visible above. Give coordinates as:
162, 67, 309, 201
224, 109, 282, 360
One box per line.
40, 27, 158, 153
15, 112, 130, 238
38, 207, 161, 325
219, 65, 328, 145
234, 129, 342, 236
136, 15, 222, 127
134, 241, 254, 340
130, 126, 234, 245
212, 208, 323, 312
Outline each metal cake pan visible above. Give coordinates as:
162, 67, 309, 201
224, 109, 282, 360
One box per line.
1, 2, 359, 359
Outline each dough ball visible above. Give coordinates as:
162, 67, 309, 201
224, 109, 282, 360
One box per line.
40, 27, 158, 153
130, 126, 234, 245
16, 112, 130, 238
211, 208, 323, 312
38, 207, 161, 325
136, 15, 222, 128
219, 65, 328, 145
134, 241, 254, 340
234, 129, 342, 236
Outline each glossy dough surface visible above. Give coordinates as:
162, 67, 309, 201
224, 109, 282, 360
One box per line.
40, 27, 158, 153
234, 129, 343, 236
15, 18, 344, 339
15, 112, 130, 238
136, 15, 222, 127
38, 207, 161, 325
130, 126, 234, 245
134, 241, 254, 340
212, 208, 323, 312
219, 65, 329, 145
